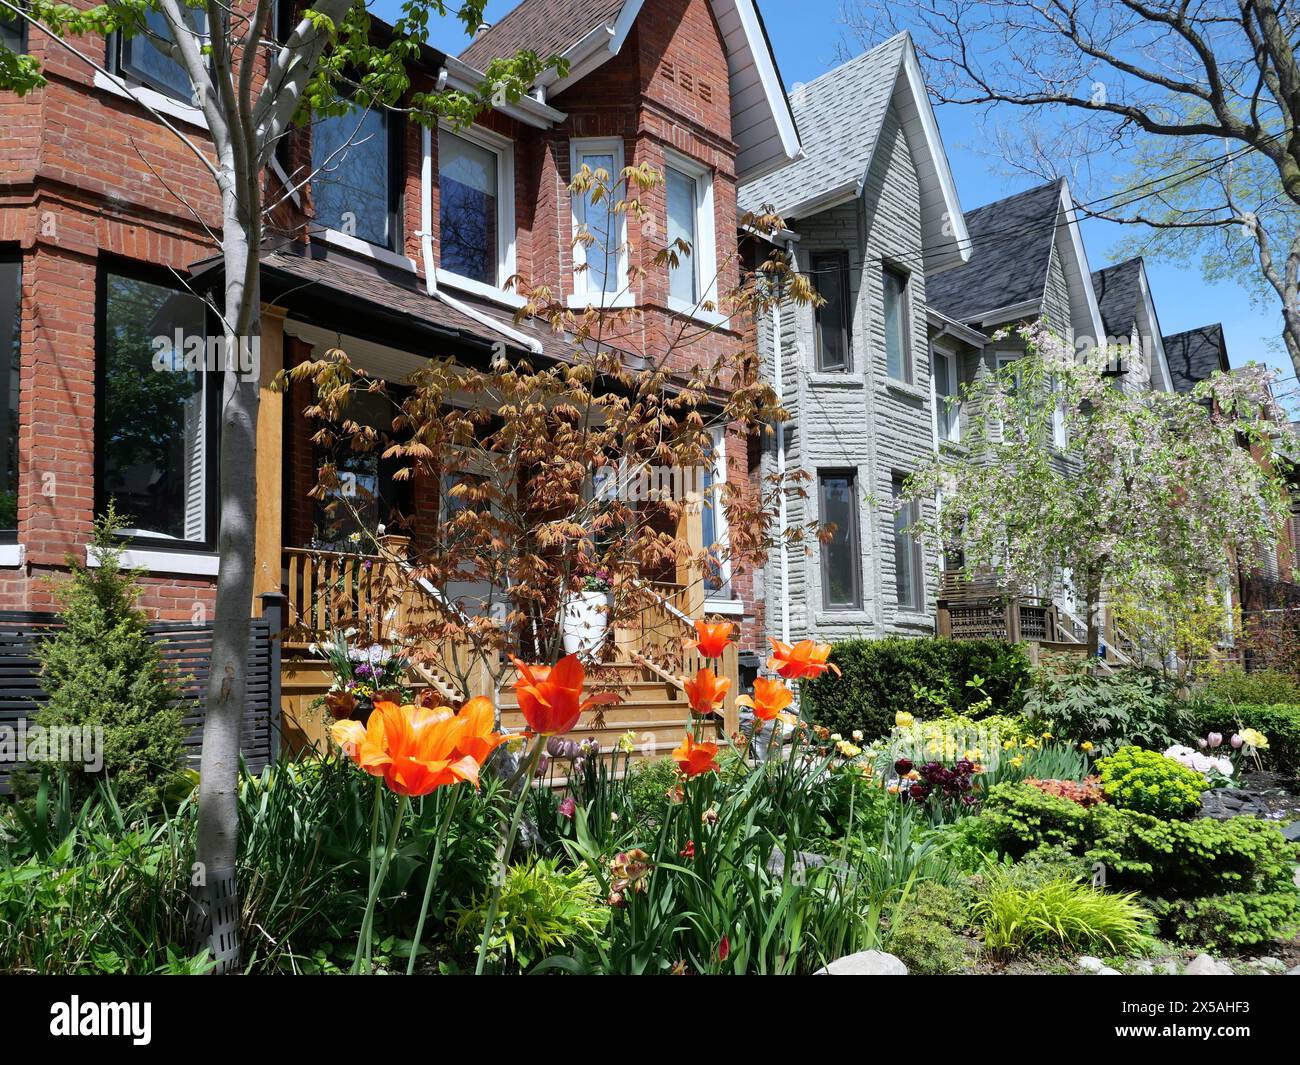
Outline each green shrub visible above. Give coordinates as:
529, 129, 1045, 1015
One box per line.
1096, 746, 1205, 819
1205, 667, 1300, 706
886, 882, 973, 974
977, 782, 1300, 949
33, 509, 188, 811
803, 637, 1031, 739
970, 869, 1150, 957
1025, 667, 1189, 756
1185, 701, 1300, 776
451, 857, 609, 972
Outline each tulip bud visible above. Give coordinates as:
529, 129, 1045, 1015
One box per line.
1230, 734, 1243, 749
1207, 732, 1223, 748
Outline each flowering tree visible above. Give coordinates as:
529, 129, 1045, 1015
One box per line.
906, 322, 1291, 658
0, 0, 550, 971
289, 175, 815, 701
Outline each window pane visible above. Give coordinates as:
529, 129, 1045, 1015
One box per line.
821, 474, 859, 608
883, 268, 908, 380
1, 15, 23, 52
815, 256, 848, 371
701, 436, 728, 594
314, 391, 410, 550
120, 9, 204, 101
893, 477, 920, 609
313, 107, 392, 248
440, 130, 499, 285
0, 257, 19, 534
102, 273, 207, 541
934, 349, 954, 440
666, 166, 698, 303
576, 150, 617, 293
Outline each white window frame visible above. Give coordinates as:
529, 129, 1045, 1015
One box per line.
931, 343, 960, 444
568, 137, 633, 309
435, 121, 517, 302
702, 427, 733, 602
663, 150, 719, 322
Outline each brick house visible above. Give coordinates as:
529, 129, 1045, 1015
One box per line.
0, 0, 799, 664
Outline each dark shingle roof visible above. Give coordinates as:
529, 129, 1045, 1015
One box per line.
459, 0, 626, 67
1163, 323, 1229, 393
926, 179, 1063, 324
1091, 257, 1143, 341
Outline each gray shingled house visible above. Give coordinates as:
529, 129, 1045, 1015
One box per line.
738, 33, 970, 645
1091, 256, 1176, 392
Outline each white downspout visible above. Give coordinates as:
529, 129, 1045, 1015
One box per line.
418, 126, 544, 356
771, 245, 792, 645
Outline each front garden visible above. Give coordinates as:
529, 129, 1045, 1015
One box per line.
3, 611, 1299, 976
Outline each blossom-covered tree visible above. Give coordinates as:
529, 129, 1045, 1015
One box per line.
906, 322, 1291, 658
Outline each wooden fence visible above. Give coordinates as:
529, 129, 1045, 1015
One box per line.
0, 596, 283, 795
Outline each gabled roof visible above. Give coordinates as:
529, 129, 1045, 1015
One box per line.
927, 179, 1106, 343
1163, 323, 1230, 393
460, 0, 625, 67
1091, 257, 1143, 341
459, 0, 802, 183
737, 33, 969, 273
927, 180, 1061, 323
1092, 256, 1175, 391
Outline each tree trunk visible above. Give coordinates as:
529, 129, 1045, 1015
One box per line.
1084, 578, 1103, 662
191, 196, 261, 973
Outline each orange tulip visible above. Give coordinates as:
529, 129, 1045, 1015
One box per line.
452, 695, 514, 765
672, 733, 720, 778
690, 619, 734, 659
737, 676, 795, 724
332, 700, 494, 796
683, 666, 731, 717
511, 654, 621, 736
767, 638, 842, 681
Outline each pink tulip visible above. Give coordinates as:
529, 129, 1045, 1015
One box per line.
558, 796, 577, 820
1230, 734, 1243, 749
1196, 738, 1208, 749
1207, 732, 1223, 748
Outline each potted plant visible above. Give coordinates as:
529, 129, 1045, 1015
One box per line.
563, 569, 612, 659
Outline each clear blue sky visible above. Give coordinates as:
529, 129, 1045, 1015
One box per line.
397, 0, 1288, 387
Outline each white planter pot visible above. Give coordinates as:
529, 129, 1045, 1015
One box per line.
562, 590, 610, 659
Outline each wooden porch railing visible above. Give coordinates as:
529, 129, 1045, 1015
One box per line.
936, 569, 1058, 644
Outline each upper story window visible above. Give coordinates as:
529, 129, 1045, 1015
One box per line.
439, 126, 514, 290
883, 265, 911, 382
0, 253, 20, 540
312, 105, 400, 251
664, 153, 717, 316
98, 266, 213, 545
932, 344, 959, 442
812, 251, 851, 372
819, 470, 862, 610
570, 138, 627, 301
116, 8, 206, 103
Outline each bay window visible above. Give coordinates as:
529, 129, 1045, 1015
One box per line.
312, 105, 400, 250
664, 154, 716, 314
0, 254, 19, 539
932, 344, 959, 442
439, 127, 513, 289
893, 474, 924, 611
819, 471, 861, 610
883, 265, 911, 382
570, 138, 626, 300
98, 267, 212, 544
813, 251, 851, 372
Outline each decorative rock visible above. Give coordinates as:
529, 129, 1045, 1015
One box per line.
814, 950, 908, 975
1184, 953, 1234, 976
1098, 967, 1122, 975
1282, 821, 1300, 842
766, 845, 847, 882
1077, 956, 1106, 973
1199, 788, 1268, 820
1248, 957, 1287, 974
1156, 960, 1181, 975
1127, 959, 1154, 975
1288, 966, 1300, 975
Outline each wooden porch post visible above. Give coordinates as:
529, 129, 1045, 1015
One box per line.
253, 304, 286, 602
676, 486, 705, 620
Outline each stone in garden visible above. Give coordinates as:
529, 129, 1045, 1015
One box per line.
1156, 960, 1180, 975
1077, 955, 1106, 973
1282, 821, 1300, 842
766, 845, 847, 882
1288, 966, 1300, 975
1184, 953, 1234, 976
1098, 967, 1121, 975
1198, 788, 1268, 820
1247, 957, 1287, 974
1126, 959, 1154, 975
814, 950, 908, 975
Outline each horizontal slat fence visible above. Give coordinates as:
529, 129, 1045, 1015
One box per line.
0, 609, 279, 796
